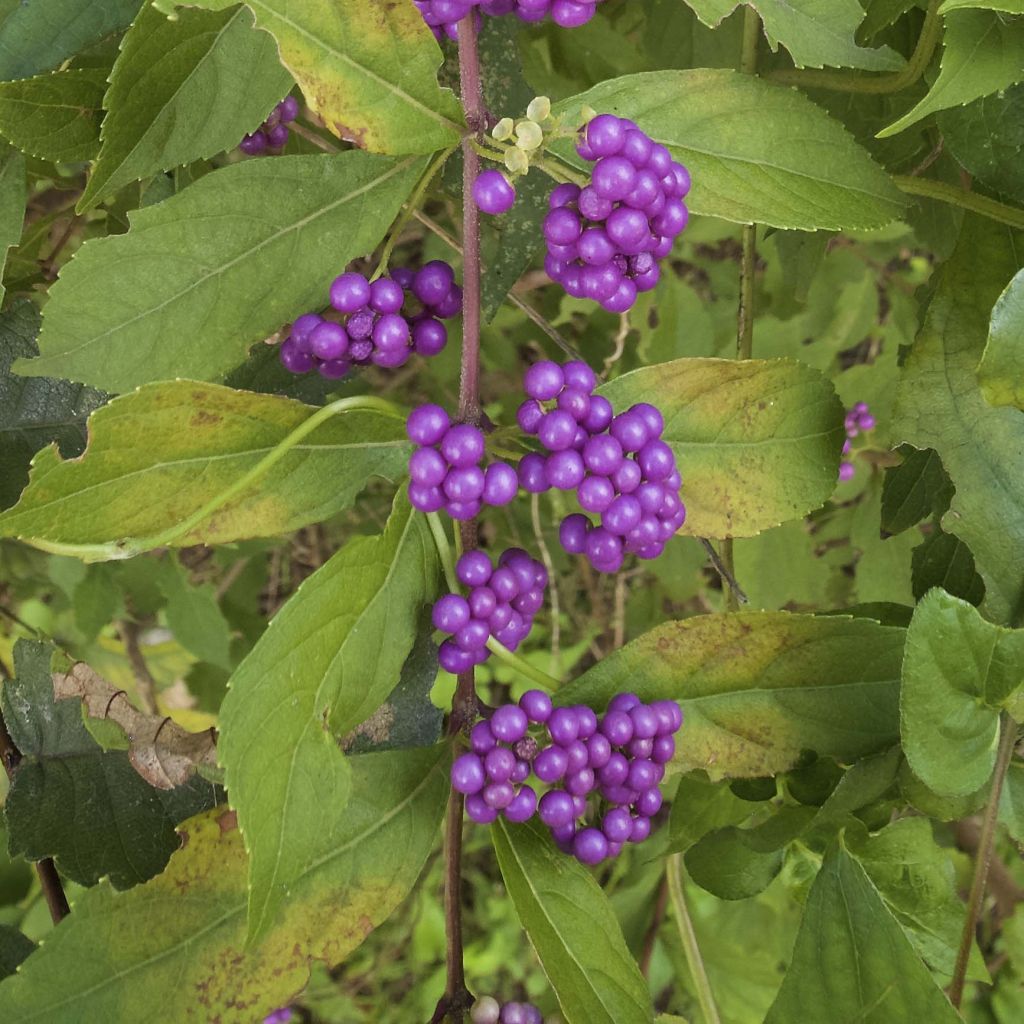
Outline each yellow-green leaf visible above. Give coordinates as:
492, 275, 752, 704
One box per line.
978, 266, 1024, 410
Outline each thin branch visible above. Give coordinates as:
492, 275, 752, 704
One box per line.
0, 709, 71, 924
667, 854, 721, 1024
766, 0, 942, 94
950, 713, 1019, 1008
530, 493, 561, 677
640, 876, 670, 979
118, 619, 159, 715
699, 538, 749, 605
288, 120, 340, 153
601, 311, 631, 380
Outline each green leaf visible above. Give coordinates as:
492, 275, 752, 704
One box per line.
901, 588, 1024, 796
733, 519, 834, 609
880, 9, 1024, 137
0, 68, 106, 163
0, 926, 33, 981
555, 612, 906, 779
938, 83, 1024, 203
978, 266, 1024, 410
0, 745, 450, 1022
1, 639, 219, 889
219, 493, 440, 943
667, 774, 753, 853
597, 357, 844, 538
492, 818, 651, 1024
155, 0, 464, 155
0, 299, 106, 511
683, 0, 904, 70
941, 0, 1024, 11
78, 5, 293, 211
686, 806, 814, 900
0, 0, 144, 81
892, 219, 1024, 624
847, 817, 988, 979
16, 151, 427, 392
0, 381, 409, 560
880, 446, 953, 535
809, 746, 902, 831
911, 529, 986, 605
0, 142, 23, 306
555, 70, 906, 230
765, 846, 963, 1023
156, 558, 233, 670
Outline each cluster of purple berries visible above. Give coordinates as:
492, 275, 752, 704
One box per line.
416, 0, 605, 40
279, 263, 461, 379
240, 96, 299, 155
452, 690, 682, 865
434, 548, 547, 673
840, 401, 875, 481
543, 115, 690, 312
471, 996, 554, 1024
516, 360, 684, 572
406, 404, 518, 519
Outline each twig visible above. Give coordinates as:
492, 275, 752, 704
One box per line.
699, 538, 749, 605
42, 216, 80, 281
431, 16, 486, 1024
0, 710, 71, 923
613, 571, 628, 651
950, 713, 1020, 1008
530, 493, 561, 678
667, 854, 721, 1024
288, 120, 340, 153
118, 619, 159, 715
600, 311, 631, 380
640, 876, 670, 979
0, 603, 42, 636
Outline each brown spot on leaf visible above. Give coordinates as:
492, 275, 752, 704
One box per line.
218, 810, 238, 834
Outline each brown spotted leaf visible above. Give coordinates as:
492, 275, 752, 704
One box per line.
0, 744, 450, 1022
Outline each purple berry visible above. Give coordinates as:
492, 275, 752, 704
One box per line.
407, 404, 450, 445
573, 827, 609, 864
330, 272, 370, 313
520, 689, 553, 723
413, 261, 456, 307
441, 424, 485, 468
451, 753, 486, 794
490, 704, 529, 743
473, 169, 516, 215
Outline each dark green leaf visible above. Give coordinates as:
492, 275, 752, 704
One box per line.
156, 558, 233, 671
0, 299, 106, 511
765, 846, 963, 1023
1, 639, 220, 889
0, 926, 33, 981
911, 529, 986, 605
880, 446, 953, 535
978, 266, 1024, 410
17, 151, 427, 392
0, 0, 144, 81
686, 806, 814, 900
0, 142, 23, 306
492, 818, 652, 1024
78, 5, 293, 210
0, 68, 106, 163
892, 217, 1024, 624
667, 774, 753, 853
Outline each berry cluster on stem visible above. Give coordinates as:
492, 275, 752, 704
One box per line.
840, 401, 875, 480
417, 0, 607, 40
542, 114, 691, 312
280, 262, 462, 379
471, 995, 560, 1024
240, 96, 299, 155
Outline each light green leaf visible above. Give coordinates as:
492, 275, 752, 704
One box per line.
847, 817, 988, 980
733, 519, 834, 609
156, 0, 463, 155
157, 559, 233, 670
16, 151, 426, 392
978, 267, 1024, 410
0, 142, 23, 306
0, 68, 106, 163
0, 381, 409, 561
667, 774, 753, 853
0, 0, 144, 81
683, 0, 904, 70
0, 745, 449, 1022
765, 846, 963, 1023
598, 358, 844, 538
77, 5, 292, 211
941, 0, 1024, 12
902, 589, 1024, 796
686, 806, 814, 900
555, 70, 906, 230
880, 9, 1024, 136
219, 493, 439, 943
556, 612, 906, 779
492, 818, 651, 1024
892, 218, 1024, 624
